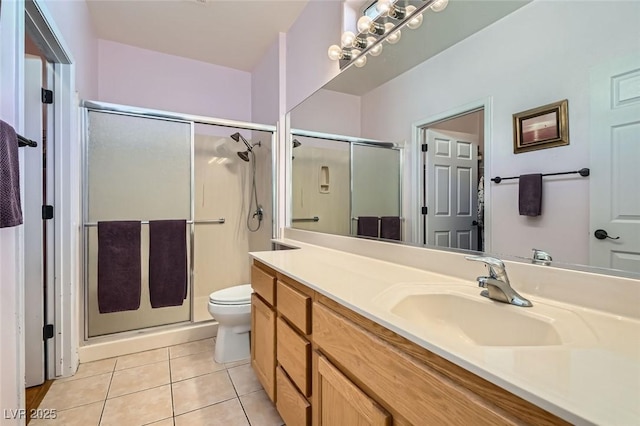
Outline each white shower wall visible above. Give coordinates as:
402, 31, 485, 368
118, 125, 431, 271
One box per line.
193, 128, 273, 322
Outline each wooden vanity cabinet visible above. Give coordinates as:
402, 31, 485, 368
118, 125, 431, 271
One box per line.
250, 264, 277, 402
251, 260, 567, 426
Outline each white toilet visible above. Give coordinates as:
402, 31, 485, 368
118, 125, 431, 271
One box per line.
208, 284, 253, 363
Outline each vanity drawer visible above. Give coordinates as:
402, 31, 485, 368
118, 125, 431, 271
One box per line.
277, 280, 311, 334
276, 366, 311, 426
277, 317, 311, 396
251, 264, 276, 306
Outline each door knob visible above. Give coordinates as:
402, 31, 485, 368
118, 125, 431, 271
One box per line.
594, 229, 620, 240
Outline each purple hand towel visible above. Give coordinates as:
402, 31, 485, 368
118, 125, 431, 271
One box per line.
357, 216, 379, 238
97, 221, 141, 313
519, 174, 543, 216
0, 120, 23, 228
380, 216, 401, 241
149, 220, 187, 308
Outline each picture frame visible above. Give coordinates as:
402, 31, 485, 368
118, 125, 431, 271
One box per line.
513, 99, 569, 154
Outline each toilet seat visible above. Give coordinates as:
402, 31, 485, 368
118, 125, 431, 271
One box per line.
209, 284, 252, 305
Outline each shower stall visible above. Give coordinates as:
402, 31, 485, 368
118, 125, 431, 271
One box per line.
82, 101, 275, 339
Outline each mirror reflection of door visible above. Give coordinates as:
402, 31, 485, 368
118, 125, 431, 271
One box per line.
589, 54, 640, 273
422, 110, 484, 251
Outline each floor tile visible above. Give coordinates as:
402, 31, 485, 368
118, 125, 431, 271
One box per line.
224, 357, 250, 369
146, 418, 175, 426
228, 364, 262, 396
56, 358, 117, 383
115, 348, 169, 371
100, 385, 173, 426
174, 398, 249, 426
171, 370, 236, 415
240, 390, 283, 426
108, 361, 170, 398
29, 401, 103, 426
170, 350, 225, 382
169, 338, 214, 359
40, 373, 111, 411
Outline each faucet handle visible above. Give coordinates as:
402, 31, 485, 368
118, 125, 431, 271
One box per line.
532, 248, 552, 265
464, 255, 507, 280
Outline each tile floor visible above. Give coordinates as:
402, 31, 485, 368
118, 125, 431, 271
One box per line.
33, 338, 284, 426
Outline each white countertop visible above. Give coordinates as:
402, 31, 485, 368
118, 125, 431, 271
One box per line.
251, 239, 640, 425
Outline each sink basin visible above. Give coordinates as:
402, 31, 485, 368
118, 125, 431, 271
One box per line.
392, 293, 562, 346
375, 284, 596, 348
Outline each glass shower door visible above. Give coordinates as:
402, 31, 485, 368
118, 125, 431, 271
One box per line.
85, 110, 192, 337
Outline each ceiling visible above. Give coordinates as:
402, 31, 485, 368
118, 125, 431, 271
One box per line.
86, 0, 309, 72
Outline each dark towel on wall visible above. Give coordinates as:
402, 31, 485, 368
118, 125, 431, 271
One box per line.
149, 220, 187, 308
519, 174, 543, 216
98, 221, 141, 313
380, 216, 401, 241
0, 120, 23, 228
357, 216, 379, 238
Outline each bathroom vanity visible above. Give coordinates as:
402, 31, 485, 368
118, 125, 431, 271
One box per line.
250, 235, 640, 425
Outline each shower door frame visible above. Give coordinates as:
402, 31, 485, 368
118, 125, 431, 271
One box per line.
81, 100, 277, 342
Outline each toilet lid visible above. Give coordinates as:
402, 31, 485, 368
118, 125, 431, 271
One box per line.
209, 284, 252, 305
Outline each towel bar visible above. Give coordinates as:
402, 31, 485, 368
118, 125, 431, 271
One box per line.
292, 216, 319, 222
83, 218, 225, 227
491, 168, 589, 184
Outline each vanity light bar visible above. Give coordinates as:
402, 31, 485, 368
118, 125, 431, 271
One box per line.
327, 0, 448, 69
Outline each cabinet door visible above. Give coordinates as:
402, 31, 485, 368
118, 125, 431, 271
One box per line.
251, 294, 276, 402
316, 353, 391, 426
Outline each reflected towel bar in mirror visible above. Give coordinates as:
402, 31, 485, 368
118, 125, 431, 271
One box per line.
83, 219, 226, 227
18, 134, 38, 148
292, 216, 320, 223
351, 217, 405, 221
491, 168, 589, 184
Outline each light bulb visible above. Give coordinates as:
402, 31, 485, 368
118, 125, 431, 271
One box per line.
341, 31, 356, 48
384, 23, 401, 44
354, 54, 367, 68
375, 0, 392, 15
357, 15, 373, 33
327, 44, 343, 61
405, 5, 423, 29
430, 0, 449, 13
367, 36, 383, 56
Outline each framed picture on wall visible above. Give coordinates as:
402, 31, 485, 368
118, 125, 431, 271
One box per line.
513, 99, 569, 154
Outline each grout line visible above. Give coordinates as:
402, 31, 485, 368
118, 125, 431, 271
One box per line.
226, 369, 240, 398
168, 353, 176, 421
173, 396, 238, 419
237, 393, 252, 426
98, 371, 115, 425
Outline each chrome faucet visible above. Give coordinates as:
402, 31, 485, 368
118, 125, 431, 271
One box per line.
531, 248, 552, 266
465, 255, 533, 307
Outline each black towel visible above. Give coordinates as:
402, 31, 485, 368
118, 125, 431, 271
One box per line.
98, 221, 141, 313
519, 174, 543, 216
0, 120, 23, 228
357, 216, 379, 238
149, 220, 187, 308
380, 216, 401, 241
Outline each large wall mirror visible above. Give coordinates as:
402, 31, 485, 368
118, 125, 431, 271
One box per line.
287, 0, 640, 278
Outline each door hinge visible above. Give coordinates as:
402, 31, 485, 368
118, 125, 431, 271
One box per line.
421, 143, 428, 152
42, 205, 54, 220
43, 324, 54, 340
421, 206, 428, 215
41, 88, 53, 104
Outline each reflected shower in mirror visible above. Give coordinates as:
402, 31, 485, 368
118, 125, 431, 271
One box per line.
288, 0, 640, 277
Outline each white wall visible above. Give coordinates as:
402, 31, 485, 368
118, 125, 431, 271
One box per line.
286, 1, 342, 111
44, 0, 98, 99
361, 1, 640, 265
97, 40, 252, 120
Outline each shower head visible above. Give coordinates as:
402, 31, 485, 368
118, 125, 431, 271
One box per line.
293, 139, 302, 148
230, 132, 252, 150
237, 151, 250, 162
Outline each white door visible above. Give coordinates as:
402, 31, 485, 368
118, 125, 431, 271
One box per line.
24, 56, 45, 387
590, 55, 640, 273
424, 129, 478, 250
